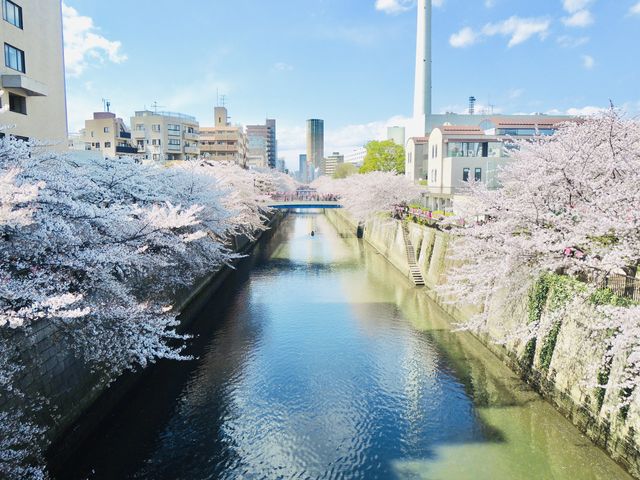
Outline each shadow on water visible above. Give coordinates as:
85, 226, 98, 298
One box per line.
48, 213, 632, 480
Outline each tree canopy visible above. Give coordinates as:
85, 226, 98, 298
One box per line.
359, 140, 405, 174
332, 162, 357, 179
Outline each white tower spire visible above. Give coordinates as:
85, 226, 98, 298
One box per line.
412, 0, 432, 133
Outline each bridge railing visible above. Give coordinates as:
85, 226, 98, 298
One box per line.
270, 193, 340, 203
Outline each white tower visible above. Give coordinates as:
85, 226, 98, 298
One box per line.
411, 0, 432, 137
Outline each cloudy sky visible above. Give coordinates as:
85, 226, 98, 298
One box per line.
63, 0, 640, 169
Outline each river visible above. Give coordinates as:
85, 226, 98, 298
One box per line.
52, 212, 631, 480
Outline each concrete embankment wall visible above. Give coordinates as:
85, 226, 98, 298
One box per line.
325, 209, 640, 479
0, 211, 285, 457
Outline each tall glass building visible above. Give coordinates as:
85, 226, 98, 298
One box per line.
306, 119, 324, 178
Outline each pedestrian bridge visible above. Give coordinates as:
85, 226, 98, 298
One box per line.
268, 200, 342, 209
267, 193, 342, 209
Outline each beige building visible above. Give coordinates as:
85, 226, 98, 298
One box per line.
424, 117, 568, 212
81, 112, 137, 158
199, 107, 247, 167
0, 0, 67, 142
405, 137, 428, 182
131, 110, 200, 162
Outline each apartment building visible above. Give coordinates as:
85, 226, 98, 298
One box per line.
131, 110, 200, 162
81, 111, 137, 158
0, 0, 67, 142
247, 135, 268, 169
344, 147, 366, 168
424, 117, 568, 212
199, 106, 247, 167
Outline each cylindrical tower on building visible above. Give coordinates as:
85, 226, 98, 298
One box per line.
413, 0, 432, 136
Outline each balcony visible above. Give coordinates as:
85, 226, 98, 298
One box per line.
116, 146, 138, 154
184, 146, 200, 155
184, 131, 199, 141
1, 74, 48, 96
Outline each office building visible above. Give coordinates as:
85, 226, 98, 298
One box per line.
247, 118, 277, 169
0, 0, 67, 142
81, 111, 137, 158
387, 126, 406, 147
306, 119, 324, 177
344, 147, 366, 167
298, 154, 308, 183
323, 152, 344, 177
276, 157, 285, 173
131, 110, 200, 162
199, 106, 247, 167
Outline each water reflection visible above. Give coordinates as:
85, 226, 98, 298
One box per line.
52, 213, 631, 480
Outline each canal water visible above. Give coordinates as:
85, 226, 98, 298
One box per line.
53, 213, 631, 479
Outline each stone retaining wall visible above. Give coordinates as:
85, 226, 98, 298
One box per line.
325, 209, 640, 479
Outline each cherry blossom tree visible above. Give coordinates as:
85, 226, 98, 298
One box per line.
0, 133, 290, 477
441, 109, 640, 405
313, 171, 424, 221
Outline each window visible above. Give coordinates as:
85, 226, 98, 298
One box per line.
463, 168, 470, 182
104, 127, 110, 133
152, 124, 161, 132
475, 168, 482, 182
105, 142, 111, 148
8, 92, 26, 114
4, 43, 25, 72
168, 138, 181, 147
95, 142, 100, 149
3, 0, 22, 29
167, 124, 181, 134
137, 140, 144, 148
152, 139, 161, 146
135, 124, 145, 131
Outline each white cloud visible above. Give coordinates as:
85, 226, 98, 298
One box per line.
273, 62, 294, 72
557, 35, 589, 47
375, 0, 415, 14
562, 0, 594, 13
582, 54, 595, 69
566, 105, 606, 115
449, 27, 478, 48
563, 9, 594, 27
482, 16, 551, 47
630, 2, 640, 15
484, 0, 496, 7
62, 3, 126, 77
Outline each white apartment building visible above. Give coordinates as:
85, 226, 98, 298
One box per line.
344, 147, 366, 167
81, 112, 137, 158
424, 117, 568, 212
0, 0, 67, 142
323, 152, 344, 177
131, 110, 200, 162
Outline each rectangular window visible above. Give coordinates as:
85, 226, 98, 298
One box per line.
4, 43, 25, 72
167, 124, 181, 134
137, 140, 144, 148
463, 168, 470, 182
135, 124, 145, 131
105, 142, 111, 148
168, 139, 181, 146
152, 124, 161, 132
8, 92, 26, 114
3, 0, 22, 29
104, 127, 110, 133
95, 142, 100, 149
475, 168, 482, 182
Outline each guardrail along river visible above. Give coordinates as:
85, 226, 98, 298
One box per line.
53, 213, 631, 479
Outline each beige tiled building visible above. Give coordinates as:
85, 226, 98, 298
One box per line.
81, 112, 137, 158
199, 107, 247, 167
0, 0, 67, 142
131, 110, 200, 162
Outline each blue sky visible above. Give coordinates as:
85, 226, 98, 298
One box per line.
63, 0, 640, 169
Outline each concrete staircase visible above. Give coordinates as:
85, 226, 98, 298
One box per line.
401, 223, 425, 286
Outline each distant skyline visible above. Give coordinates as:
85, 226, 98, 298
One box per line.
63, 0, 640, 169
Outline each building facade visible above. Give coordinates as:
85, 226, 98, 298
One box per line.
344, 147, 366, 167
323, 152, 344, 177
247, 119, 277, 169
405, 137, 428, 183
81, 112, 137, 158
199, 106, 247, 167
131, 110, 200, 162
387, 126, 406, 147
306, 119, 324, 178
298, 154, 308, 183
0, 0, 67, 142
